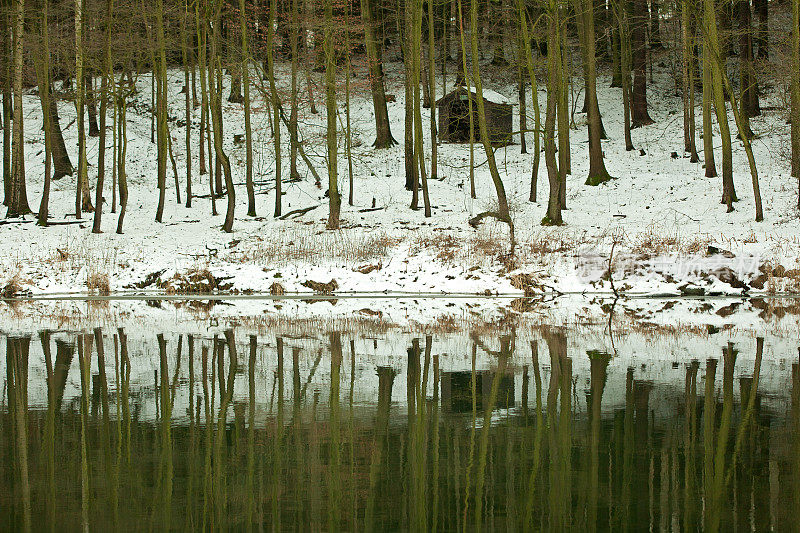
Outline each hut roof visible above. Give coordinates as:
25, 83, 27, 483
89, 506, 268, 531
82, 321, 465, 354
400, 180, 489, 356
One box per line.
437, 86, 514, 106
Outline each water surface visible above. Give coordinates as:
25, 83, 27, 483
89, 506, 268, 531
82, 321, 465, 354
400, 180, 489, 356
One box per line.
1, 304, 797, 531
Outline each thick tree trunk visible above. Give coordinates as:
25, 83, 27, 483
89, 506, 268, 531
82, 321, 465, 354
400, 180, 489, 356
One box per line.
631, 0, 654, 127
792, 0, 800, 202
649, 0, 662, 48
584, 0, 612, 185
702, 44, 717, 177
738, 0, 759, 121
49, 99, 73, 179
86, 73, 100, 137
754, 0, 767, 59
2, 8, 10, 207
7, 0, 29, 216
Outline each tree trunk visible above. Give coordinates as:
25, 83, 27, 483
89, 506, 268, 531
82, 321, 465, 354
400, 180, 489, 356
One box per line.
182, 0, 192, 208
631, 0, 654, 127
412, 0, 431, 216
86, 72, 100, 137
516, 0, 542, 202
116, 90, 128, 234
793, 0, 800, 182
584, 0, 612, 185
682, 0, 699, 161
209, 9, 235, 232
268, 0, 281, 217
75, 0, 93, 217
428, 0, 438, 183
544, 0, 562, 225
467, 0, 515, 248
49, 98, 73, 179
704, 0, 736, 209
324, 0, 340, 229
154, 0, 168, 223
702, 42, 717, 177
616, 0, 635, 151
754, 0, 767, 59
738, 0, 759, 121
289, 0, 301, 180
35, 0, 53, 225
93, 0, 114, 234
2, 8, 11, 207
649, 0, 662, 48
404, 0, 418, 200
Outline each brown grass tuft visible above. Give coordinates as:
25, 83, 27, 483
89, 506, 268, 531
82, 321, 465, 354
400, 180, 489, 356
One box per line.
87, 271, 111, 295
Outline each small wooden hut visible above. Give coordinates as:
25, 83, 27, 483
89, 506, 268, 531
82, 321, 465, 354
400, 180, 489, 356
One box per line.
436, 86, 513, 146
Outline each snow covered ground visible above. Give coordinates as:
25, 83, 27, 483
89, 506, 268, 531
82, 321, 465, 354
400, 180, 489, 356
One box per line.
3, 55, 800, 299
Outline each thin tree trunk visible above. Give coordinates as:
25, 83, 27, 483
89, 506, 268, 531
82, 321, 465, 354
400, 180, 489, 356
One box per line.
682, 0, 699, 161
93, 0, 114, 234
412, 0, 431, 216
154, 0, 168, 223
466, 0, 515, 249
457, 0, 476, 200
182, 0, 193, 208
210, 8, 235, 232
516, 0, 542, 201
35, 0, 53, 225
632, 0, 654, 126
617, 0, 635, 151
75, 0, 93, 217
428, 0, 438, 183
704, 0, 736, 209
268, 0, 281, 217
289, 0, 300, 180
543, 0, 562, 225
324, 0, 340, 229
241, 0, 254, 215
116, 86, 129, 234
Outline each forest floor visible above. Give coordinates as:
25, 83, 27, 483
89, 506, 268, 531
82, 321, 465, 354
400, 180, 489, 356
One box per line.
3, 53, 800, 303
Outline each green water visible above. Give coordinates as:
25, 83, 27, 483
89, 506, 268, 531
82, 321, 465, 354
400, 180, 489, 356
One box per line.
0, 324, 796, 531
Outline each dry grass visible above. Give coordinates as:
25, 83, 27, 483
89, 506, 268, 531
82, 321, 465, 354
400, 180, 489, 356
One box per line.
226, 227, 401, 267
86, 270, 111, 295
2, 273, 23, 298
629, 229, 711, 257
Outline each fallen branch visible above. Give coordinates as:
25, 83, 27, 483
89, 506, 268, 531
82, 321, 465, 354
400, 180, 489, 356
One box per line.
278, 204, 321, 220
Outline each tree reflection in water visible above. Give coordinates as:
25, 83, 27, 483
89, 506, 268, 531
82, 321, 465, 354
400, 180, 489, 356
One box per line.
0, 325, 795, 531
